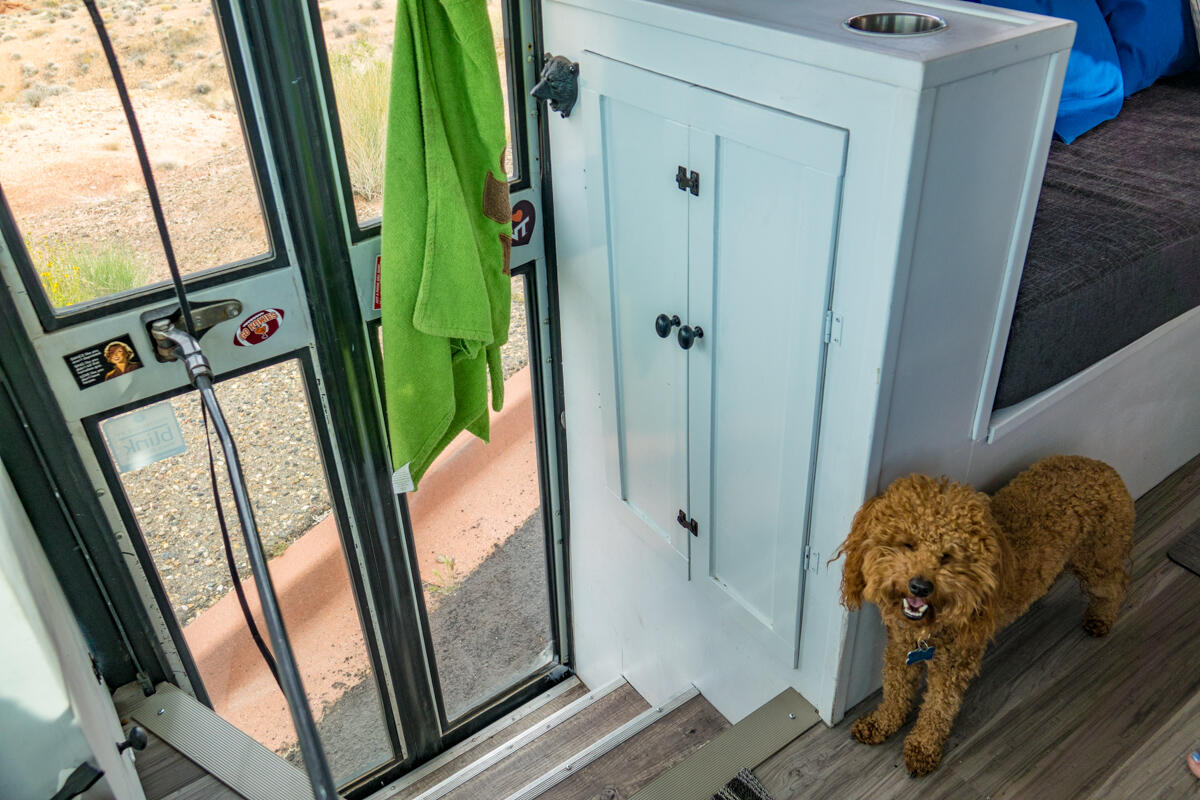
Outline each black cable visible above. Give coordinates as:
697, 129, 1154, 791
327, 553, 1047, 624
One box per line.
201, 401, 282, 690
81, 2, 340, 797
196, 376, 339, 800
81, 0, 195, 336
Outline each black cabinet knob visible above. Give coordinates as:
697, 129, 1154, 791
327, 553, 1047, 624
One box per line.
655, 313, 681, 338
677, 325, 704, 350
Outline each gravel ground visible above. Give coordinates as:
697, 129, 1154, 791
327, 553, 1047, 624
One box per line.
111, 297, 531, 627
285, 509, 553, 782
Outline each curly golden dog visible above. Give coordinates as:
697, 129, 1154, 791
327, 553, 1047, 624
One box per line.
836, 454, 1133, 776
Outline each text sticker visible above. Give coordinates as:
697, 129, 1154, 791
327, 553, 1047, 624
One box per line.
64, 333, 143, 390
101, 401, 187, 473
234, 308, 284, 347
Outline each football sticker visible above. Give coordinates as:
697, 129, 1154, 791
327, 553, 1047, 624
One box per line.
234, 308, 284, 347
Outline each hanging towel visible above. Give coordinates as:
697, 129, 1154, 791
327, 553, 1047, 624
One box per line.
381, 0, 512, 491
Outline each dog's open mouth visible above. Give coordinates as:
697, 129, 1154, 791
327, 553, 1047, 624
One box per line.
902, 596, 930, 620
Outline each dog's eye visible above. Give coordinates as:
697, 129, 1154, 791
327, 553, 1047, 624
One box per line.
899, 541, 915, 551
940, 552, 953, 564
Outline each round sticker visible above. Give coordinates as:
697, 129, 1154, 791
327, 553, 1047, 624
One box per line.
512, 200, 536, 247
234, 308, 284, 347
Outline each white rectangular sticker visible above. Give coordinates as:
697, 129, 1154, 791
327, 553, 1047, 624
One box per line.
101, 401, 187, 474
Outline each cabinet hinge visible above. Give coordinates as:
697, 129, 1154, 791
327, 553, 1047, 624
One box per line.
804, 545, 820, 574
823, 310, 844, 345
675, 166, 700, 196
677, 509, 699, 536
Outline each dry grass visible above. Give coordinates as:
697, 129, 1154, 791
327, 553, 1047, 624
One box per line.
30, 237, 150, 307
328, 38, 388, 204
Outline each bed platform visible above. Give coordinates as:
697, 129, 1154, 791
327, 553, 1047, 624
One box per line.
996, 72, 1200, 410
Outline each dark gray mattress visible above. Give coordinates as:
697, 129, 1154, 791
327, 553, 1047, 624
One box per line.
993, 72, 1200, 411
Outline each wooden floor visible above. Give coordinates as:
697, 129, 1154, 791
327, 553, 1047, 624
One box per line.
134, 454, 1200, 800
137, 731, 241, 800
754, 453, 1200, 800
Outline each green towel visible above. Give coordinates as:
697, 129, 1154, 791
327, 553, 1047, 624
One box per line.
381, 0, 512, 491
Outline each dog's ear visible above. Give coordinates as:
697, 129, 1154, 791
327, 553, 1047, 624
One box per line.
957, 491, 1011, 644
833, 496, 879, 611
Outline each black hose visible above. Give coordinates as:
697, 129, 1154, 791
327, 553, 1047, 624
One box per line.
196, 374, 339, 800
79, 1, 341, 796
82, 0, 195, 337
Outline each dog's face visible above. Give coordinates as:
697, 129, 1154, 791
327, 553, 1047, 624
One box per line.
836, 475, 1007, 636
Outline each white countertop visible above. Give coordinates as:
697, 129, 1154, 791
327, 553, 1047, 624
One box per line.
551, 0, 1076, 87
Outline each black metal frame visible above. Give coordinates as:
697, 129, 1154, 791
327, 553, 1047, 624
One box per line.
0, 0, 285, 332
306, 0, 534, 242
80, 349, 405, 765
0, 0, 575, 791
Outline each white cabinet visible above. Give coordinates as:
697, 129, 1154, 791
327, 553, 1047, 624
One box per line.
546, 0, 1073, 721
589, 54, 846, 654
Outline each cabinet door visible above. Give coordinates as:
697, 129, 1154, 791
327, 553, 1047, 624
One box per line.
687, 89, 847, 656
597, 81, 693, 561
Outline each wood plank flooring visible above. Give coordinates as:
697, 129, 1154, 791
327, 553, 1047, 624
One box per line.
441, 682, 649, 800
533, 695, 730, 800
390, 679, 591, 799
137, 731, 242, 800
754, 452, 1200, 800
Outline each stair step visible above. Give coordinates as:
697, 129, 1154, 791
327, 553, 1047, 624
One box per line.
437, 681, 649, 800
531, 692, 729, 800
630, 688, 819, 800
387, 678, 590, 800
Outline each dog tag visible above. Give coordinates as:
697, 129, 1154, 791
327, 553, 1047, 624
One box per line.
906, 643, 935, 665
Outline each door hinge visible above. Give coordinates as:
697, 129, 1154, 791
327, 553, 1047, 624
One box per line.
804, 545, 820, 574
823, 310, 843, 345
675, 166, 700, 196
677, 509, 699, 536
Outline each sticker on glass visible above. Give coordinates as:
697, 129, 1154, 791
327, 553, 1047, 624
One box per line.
512, 200, 536, 247
234, 308, 284, 347
373, 255, 382, 311
64, 333, 144, 390
101, 401, 187, 474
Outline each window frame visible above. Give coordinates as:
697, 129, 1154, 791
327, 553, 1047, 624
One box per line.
0, 0, 288, 333
308, 0, 533, 243
81, 347, 406, 781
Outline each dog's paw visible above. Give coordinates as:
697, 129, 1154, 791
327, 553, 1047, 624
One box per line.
1082, 617, 1112, 637
850, 714, 892, 745
903, 734, 943, 776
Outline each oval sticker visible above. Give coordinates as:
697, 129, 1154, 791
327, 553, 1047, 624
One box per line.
234, 308, 284, 347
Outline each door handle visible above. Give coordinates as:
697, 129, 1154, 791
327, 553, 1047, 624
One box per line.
677, 325, 704, 350
655, 313, 681, 338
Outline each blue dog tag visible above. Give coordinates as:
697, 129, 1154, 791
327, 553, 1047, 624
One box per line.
906, 643, 935, 665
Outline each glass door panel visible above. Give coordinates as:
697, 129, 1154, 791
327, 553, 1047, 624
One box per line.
94, 358, 395, 785
314, 0, 517, 228
0, 0, 271, 310
406, 271, 555, 722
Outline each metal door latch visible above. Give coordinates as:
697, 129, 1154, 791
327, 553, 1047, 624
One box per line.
677, 509, 699, 536
531, 54, 580, 118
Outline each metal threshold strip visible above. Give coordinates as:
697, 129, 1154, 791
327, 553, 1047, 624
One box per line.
630, 688, 819, 800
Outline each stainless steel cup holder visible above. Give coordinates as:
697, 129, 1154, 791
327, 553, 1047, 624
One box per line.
843, 12, 948, 35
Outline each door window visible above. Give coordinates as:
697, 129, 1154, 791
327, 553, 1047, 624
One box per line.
94, 358, 396, 785
314, 0, 519, 230
0, 1, 273, 315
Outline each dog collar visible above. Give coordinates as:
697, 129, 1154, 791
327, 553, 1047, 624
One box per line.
906, 639, 935, 665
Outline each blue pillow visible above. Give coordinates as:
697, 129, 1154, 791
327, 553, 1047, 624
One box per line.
971, 0, 1125, 142
1095, 0, 1200, 95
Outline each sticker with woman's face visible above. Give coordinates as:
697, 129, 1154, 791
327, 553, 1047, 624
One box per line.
64, 333, 143, 390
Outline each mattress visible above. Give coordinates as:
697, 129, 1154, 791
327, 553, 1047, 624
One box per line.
993, 71, 1200, 410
